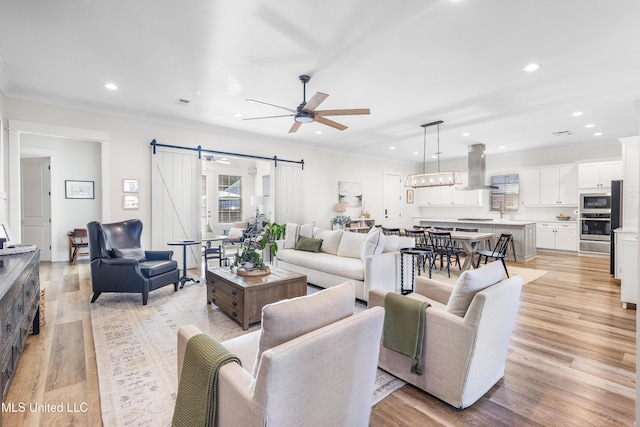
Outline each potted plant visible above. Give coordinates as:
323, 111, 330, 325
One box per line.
260, 221, 286, 262
331, 215, 351, 230
232, 247, 264, 272
202, 222, 214, 239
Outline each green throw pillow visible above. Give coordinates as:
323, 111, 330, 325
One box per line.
295, 236, 323, 253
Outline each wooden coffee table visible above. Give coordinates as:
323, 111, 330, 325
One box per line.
206, 266, 307, 330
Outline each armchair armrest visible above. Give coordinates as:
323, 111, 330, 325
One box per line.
415, 277, 454, 305
145, 250, 174, 261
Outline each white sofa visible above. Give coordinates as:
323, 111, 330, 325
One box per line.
275, 223, 414, 302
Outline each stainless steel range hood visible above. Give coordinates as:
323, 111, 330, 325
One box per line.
458, 143, 498, 191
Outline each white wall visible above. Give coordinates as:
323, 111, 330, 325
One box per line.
2, 97, 418, 247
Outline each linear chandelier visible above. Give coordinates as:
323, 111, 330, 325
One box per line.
405, 120, 462, 188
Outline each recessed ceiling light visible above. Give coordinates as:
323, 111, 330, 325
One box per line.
389, 146, 395, 150
462, 132, 470, 137
431, 154, 437, 159
413, 151, 419, 155
594, 132, 603, 136
572, 111, 583, 117
499, 146, 506, 149
315, 130, 322, 135
234, 113, 244, 118
104, 83, 118, 90
585, 124, 594, 128
524, 63, 540, 72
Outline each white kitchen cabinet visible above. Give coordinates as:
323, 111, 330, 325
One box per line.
519, 169, 540, 206
616, 233, 638, 308
538, 165, 578, 206
578, 160, 622, 189
536, 221, 577, 251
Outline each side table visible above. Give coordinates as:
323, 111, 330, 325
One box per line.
167, 240, 202, 288
400, 247, 433, 295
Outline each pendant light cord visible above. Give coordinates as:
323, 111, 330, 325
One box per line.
422, 125, 427, 174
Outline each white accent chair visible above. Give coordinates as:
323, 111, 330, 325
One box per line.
177, 281, 384, 426
368, 261, 523, 408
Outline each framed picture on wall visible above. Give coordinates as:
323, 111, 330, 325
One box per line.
123, 195, 139, 210
407, 189, 414, 204
65, 180, 94, 199
123, 179, 139, 193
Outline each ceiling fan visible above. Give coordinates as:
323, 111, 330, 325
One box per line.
243, 75, 370, 133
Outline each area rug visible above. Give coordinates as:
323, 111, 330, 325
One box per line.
90, 281, 403, 427
421, 262, 548, 286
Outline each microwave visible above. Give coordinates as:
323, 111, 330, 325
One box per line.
580, 193, 611, 213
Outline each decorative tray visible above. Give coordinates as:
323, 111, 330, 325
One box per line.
236, 266, 271, 277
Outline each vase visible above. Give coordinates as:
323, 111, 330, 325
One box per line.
243, 262, 254, 271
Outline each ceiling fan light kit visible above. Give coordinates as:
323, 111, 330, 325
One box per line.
405, 120, 462, 188
243, 74, 370, 133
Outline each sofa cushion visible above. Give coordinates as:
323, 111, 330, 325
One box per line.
227, 227, 244, 239
277, 249, 365, 281
295, 236, 323, 253
336, 231, 367, 259
253, 281, 355, 376
284, 222, 315, 249
446, 261, 504, 317
360, 228, 382, 261
138, 260, 179, 277
315, 229, 342, 255
112, 247, 146, 261
374, 232, 386, 255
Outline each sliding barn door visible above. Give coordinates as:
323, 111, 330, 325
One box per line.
273, 163, 304, 224
151, 147, 201, 268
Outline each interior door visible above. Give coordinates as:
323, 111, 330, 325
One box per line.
20, 157, 52, 260
383, 172, 402, 228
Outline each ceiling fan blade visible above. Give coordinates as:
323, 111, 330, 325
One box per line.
288, 121, 302, 133
315, 108, 371, 116
302, 92, 329, 112
245, 99, 296, 113
315, 116, 348, 131
243, 114, 295, 121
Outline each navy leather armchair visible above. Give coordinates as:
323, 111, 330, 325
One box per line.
87, 219, 180, 305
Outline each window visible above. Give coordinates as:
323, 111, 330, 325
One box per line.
490, 174, 519, 212
218, 174, 242, 223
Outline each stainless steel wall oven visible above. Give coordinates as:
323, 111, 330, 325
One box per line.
579, 193, 612, 253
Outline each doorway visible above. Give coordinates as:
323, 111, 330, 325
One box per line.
20, 157, 52, 260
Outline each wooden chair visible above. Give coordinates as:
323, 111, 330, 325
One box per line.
476, 233, 512, 277
69, 228, 89, 265
404, 229, 428, 248
428, 231, 463, 277
381, 227, 401, 236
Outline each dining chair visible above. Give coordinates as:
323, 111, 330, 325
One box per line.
428, 231, 463, 277
404, 229, 428, 248
69, 228, 90, 265
475, 233, 512, 277
381, 227, 401, 236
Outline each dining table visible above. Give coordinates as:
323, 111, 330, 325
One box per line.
424, 229, 496, 271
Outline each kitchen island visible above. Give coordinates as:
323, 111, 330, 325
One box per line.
414, 218, 537, 262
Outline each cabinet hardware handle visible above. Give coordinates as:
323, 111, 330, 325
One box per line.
232, 312, 237, 317
232, 301, 237, 306
231, 290, 237, 295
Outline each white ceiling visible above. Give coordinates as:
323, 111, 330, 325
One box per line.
1, 0, 639, 164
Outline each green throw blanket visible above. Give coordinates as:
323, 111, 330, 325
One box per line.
172, 333, 241, 427
382, 293, 430, 375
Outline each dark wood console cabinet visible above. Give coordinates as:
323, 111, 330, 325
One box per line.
0, 250, 40, 403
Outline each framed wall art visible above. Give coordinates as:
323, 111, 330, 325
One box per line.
407, 189, 414, 204
123, 195, 139, 210
123, 179, 139, 193
65, 180, 95, 199
338, 181, 363, 207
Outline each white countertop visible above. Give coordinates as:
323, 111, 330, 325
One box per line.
416, 218, 537, 226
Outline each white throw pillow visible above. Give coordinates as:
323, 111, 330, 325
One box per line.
299, 222, 315, 239
284, 223, 299, 249
227, 227, 244, 239
315, 229, 343, 255
360, 228, 381, 261
253, 281, 355, 376
337, 231, 367, 259
446, 261, 505, 317
373, 231, 386, 255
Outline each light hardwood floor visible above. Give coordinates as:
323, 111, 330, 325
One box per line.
1, 253, 635, 426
